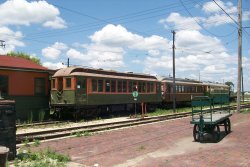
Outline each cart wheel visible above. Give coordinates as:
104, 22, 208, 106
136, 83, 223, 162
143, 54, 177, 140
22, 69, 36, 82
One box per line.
213, 125, 220, 142
193, 124, 200, 142
224, 118, 231, 134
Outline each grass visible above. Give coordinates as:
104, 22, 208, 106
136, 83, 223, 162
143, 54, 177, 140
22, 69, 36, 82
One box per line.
148, 107, 195, 117
33, 139, 41, 147
14, 149, 70, 167
240, 108, 250, 113
73, 131, 91, 137
137, 145, 145, 151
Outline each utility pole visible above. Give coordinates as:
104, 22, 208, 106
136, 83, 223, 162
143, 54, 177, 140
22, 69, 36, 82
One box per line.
241, 67, 244, 102
67, 58, 69, 67
172, 30, 176, 113
237, 0, 242, 113
0, 40, 5, 48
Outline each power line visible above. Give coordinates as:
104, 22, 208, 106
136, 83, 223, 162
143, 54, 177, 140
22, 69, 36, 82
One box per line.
212, 0, 250, 36
26, 0, 201, 39
212, 0, 239, 26
179, 0, 237, 37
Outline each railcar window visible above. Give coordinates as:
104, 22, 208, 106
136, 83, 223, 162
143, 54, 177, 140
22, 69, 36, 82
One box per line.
52, 79, 56, 89
66, 78, 71, 88
35, 78, 45, 95
142, 82, 146, 93
128, 81, 133, 92
118, 80, 122, 92
147, 82, 150, 93
150, 82, 154, 92
138, 82, 142, 93
122, 80, 127, 93
92, 79, 97, 92
133, 82, 138, 91
106, 80, 110, 92
156, 83, 160, 92
98, 80, 103, 92
111, 80, 116, 92
0, 75, 8, 97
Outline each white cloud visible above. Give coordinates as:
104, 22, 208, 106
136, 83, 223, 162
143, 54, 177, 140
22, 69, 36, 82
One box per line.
201, 0, 249, 27
90, 24, 170, 51
61, 24, 170, 69
202, 1, 236, 14
0, 0, 66, 29
43, 62, 66, 70
176, 30, 226, 53
43, 16, 67, 29
159, 12, 202, 31
42, 42, 68, 59
0, 26, 24, 54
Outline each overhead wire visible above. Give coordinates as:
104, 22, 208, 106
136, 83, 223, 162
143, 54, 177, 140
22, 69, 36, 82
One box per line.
212, 0, 250, 37
179, 0, 237, 37
25, 0, 203, 39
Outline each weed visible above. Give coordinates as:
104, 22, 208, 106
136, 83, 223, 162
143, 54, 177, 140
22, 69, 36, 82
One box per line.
38, 110, 46, 122
75, 131, 83, 137
83, 131, 91, 136
33, 139, 41, 147
28, 111, 33, 124
241, 108, 250, 113
137, 145, 145, 151
22, 137, 30, 147
14, 149, 70, 167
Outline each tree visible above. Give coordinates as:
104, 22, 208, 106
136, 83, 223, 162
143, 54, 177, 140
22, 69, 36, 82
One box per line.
225, 81, 234, 96
7, 51, 41, 65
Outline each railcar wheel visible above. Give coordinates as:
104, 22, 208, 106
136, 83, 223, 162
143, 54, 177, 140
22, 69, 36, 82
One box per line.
224, 118, 231, 134
213, 125, 220, 142
193, 124, 200, 142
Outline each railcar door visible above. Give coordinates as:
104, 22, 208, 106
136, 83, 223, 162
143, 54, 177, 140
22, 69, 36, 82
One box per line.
76, 77, 87, 104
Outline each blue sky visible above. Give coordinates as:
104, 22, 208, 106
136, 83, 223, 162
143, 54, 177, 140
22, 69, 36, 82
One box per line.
0, 0, 249, 91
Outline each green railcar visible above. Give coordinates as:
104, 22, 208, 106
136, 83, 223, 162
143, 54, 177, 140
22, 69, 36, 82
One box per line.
50, 67, 162, 118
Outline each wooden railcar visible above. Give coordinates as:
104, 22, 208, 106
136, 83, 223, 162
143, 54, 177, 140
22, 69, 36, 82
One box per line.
160, 77, 205, 105
50, 67, 162, 118
160, 77, 230, 106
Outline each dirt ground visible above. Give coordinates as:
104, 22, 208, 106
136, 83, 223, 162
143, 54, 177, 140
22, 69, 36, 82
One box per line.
30, 113, 250, 167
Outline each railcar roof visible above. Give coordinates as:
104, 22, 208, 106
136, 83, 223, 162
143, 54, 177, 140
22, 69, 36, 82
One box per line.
158, 77, 201, 83
202, 82, 229, 88
53, 67, 157, 81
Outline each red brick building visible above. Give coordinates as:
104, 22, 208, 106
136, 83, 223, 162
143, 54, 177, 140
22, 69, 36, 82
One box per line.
0, 56, 50, 120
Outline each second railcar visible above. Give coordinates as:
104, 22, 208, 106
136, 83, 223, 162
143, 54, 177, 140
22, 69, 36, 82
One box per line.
50, 67, 162, 118
160, 77, 205, 105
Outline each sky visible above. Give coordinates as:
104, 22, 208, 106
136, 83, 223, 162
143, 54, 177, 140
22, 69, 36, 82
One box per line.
0, 0, 249, 91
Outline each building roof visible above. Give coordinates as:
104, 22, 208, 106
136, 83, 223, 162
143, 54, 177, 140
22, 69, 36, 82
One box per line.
0, 55, 48, 71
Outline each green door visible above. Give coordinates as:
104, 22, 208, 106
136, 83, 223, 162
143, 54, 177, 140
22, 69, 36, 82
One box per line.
76, 77, 87, 104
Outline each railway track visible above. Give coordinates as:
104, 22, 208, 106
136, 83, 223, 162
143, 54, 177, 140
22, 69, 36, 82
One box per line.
16, 104, 250, 146
16, 112, 191, 145
16, 120, 64, 128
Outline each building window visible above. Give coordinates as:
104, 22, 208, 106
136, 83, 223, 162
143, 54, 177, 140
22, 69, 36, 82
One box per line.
92, 79, 97, 92
35, 78, 45, 95
0, 75, 8, 97
98, 80, 103, 92
66, 78, 71, 88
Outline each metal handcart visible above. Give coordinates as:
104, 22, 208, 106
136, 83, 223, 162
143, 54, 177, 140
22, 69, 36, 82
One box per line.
190, 96, 232, 142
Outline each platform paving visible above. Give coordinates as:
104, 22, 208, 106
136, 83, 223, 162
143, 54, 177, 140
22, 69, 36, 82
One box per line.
29, 113, 250, 167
